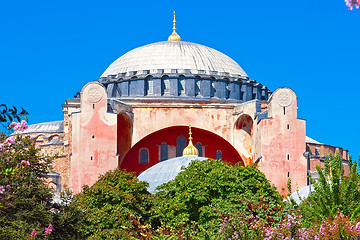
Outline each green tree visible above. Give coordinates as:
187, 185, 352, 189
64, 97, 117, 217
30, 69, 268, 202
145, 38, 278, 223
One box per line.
300, 153, 360, 225
0, 132, 54, 239
153, 159, 285, 233
72, 169, 154, 239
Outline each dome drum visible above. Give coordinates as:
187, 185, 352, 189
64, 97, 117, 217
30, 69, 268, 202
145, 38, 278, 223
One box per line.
99, 74, 271, 101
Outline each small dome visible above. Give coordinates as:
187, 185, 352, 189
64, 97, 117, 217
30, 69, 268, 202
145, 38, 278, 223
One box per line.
182, 143, 198, 156
182, 125, 199, 156
138, 155, 208, 193
100, 41, 247, 78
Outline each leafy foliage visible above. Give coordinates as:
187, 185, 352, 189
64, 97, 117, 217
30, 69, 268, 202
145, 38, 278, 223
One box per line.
153, 159, 285, 233
0, 133, 54, 239
300, 153, 360, 225
72, 169, 154, 239
51, 190, 87, 240
0, 104, 28, 128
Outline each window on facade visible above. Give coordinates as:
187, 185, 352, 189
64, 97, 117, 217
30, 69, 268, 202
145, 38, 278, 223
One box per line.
145, 76, 153, 95
195, 142, 203, 157
315, 147, 319, 156
195, 76, 201, 96
224, 79, 230, 99
162, 76, 170, 95
210, 79, 216, 97
216, 150, 222, 160
179, 75, 186, 95
160, 142, 168, 161
139, 148, 149, 164
176, 135, 187, 157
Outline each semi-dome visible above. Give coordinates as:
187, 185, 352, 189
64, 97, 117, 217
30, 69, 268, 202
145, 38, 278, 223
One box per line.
138, 155, 208, 193
101, 41, 247, 78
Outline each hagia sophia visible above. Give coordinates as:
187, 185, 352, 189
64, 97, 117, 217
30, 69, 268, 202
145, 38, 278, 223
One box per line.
21, 13, 349, 194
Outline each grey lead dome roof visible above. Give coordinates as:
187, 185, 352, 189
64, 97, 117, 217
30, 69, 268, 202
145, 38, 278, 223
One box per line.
101, 41, 247, 78
138, 155, 208, 193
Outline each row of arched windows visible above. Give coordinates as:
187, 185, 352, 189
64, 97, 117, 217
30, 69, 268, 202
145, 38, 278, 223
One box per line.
108, 75, 269, 100
138, 136, 222, 164
144, 76, 228, 98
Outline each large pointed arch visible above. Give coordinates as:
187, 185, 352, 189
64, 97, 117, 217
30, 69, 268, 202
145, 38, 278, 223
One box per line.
120, 125, 244, 175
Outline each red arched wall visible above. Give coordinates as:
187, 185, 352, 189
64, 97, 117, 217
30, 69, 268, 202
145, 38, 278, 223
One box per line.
120, 126, 243, 175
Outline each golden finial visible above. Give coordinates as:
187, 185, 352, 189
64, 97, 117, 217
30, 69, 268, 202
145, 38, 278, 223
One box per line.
168, 11, 181, 41
183, 125, 199, 156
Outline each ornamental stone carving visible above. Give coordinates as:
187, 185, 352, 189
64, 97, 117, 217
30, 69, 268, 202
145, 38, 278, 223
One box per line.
277, 89, 293, 107
87, 87, 102, 103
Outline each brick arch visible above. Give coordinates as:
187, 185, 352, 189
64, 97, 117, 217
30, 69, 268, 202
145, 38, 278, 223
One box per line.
120, 125, 244, 175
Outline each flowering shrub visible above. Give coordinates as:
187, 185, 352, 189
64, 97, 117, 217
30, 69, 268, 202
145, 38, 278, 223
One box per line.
218, 211, 304, 239
0, 121, 55, 239
345, 0, 360, 10
217, 211, 360, 240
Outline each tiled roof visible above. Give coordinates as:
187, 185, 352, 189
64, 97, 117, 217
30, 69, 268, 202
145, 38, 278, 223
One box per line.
19, 121, 64, 134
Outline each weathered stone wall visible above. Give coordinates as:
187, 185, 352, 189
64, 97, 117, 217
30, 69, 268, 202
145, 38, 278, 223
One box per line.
70, 82, 118, 193
258, 88, 307, 193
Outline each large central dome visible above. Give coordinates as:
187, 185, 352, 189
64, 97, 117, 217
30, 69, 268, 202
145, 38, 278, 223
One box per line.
101, 41, 247, 78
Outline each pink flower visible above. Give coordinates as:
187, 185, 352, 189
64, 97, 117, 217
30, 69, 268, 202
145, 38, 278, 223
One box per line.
9, 120, 28, 131
44, 224, 53, 237
18, 160, 31, 167
28, 228, 37, 238
345, 0, 360, 10
4, 136, 15, 145
20, 120, 28, 131
356, 221, 360, 230
21, 160, 31, 166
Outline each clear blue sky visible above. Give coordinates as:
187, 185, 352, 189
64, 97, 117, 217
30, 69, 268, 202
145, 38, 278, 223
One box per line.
0, 1, 359, 157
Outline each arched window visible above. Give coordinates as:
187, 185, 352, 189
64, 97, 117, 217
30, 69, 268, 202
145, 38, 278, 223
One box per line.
216, 150, 222, 160
139, 148, 149, 164
225, 79, 230, 99
176, 135, 187, 157
145, 76, 153, 95
162, 76, 170, 95
195, 142, 203, 157
179, 75, 186, 95
210, 78, 216, 97
160, 142, 168, 161
195, 76, 201, 96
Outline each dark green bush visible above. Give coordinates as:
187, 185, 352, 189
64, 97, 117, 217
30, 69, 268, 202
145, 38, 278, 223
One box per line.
72, 169, 154, 239
153, 159, 285, 233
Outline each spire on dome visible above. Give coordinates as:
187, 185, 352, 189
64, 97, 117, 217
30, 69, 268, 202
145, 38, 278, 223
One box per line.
168, 11, 181, 41
182, 125, 199, 156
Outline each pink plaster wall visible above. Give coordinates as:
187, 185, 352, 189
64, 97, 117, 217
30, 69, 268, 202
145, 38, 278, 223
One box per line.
70, 82, 118, 193
131, 105, 235, 147
259, 88, 307, 193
